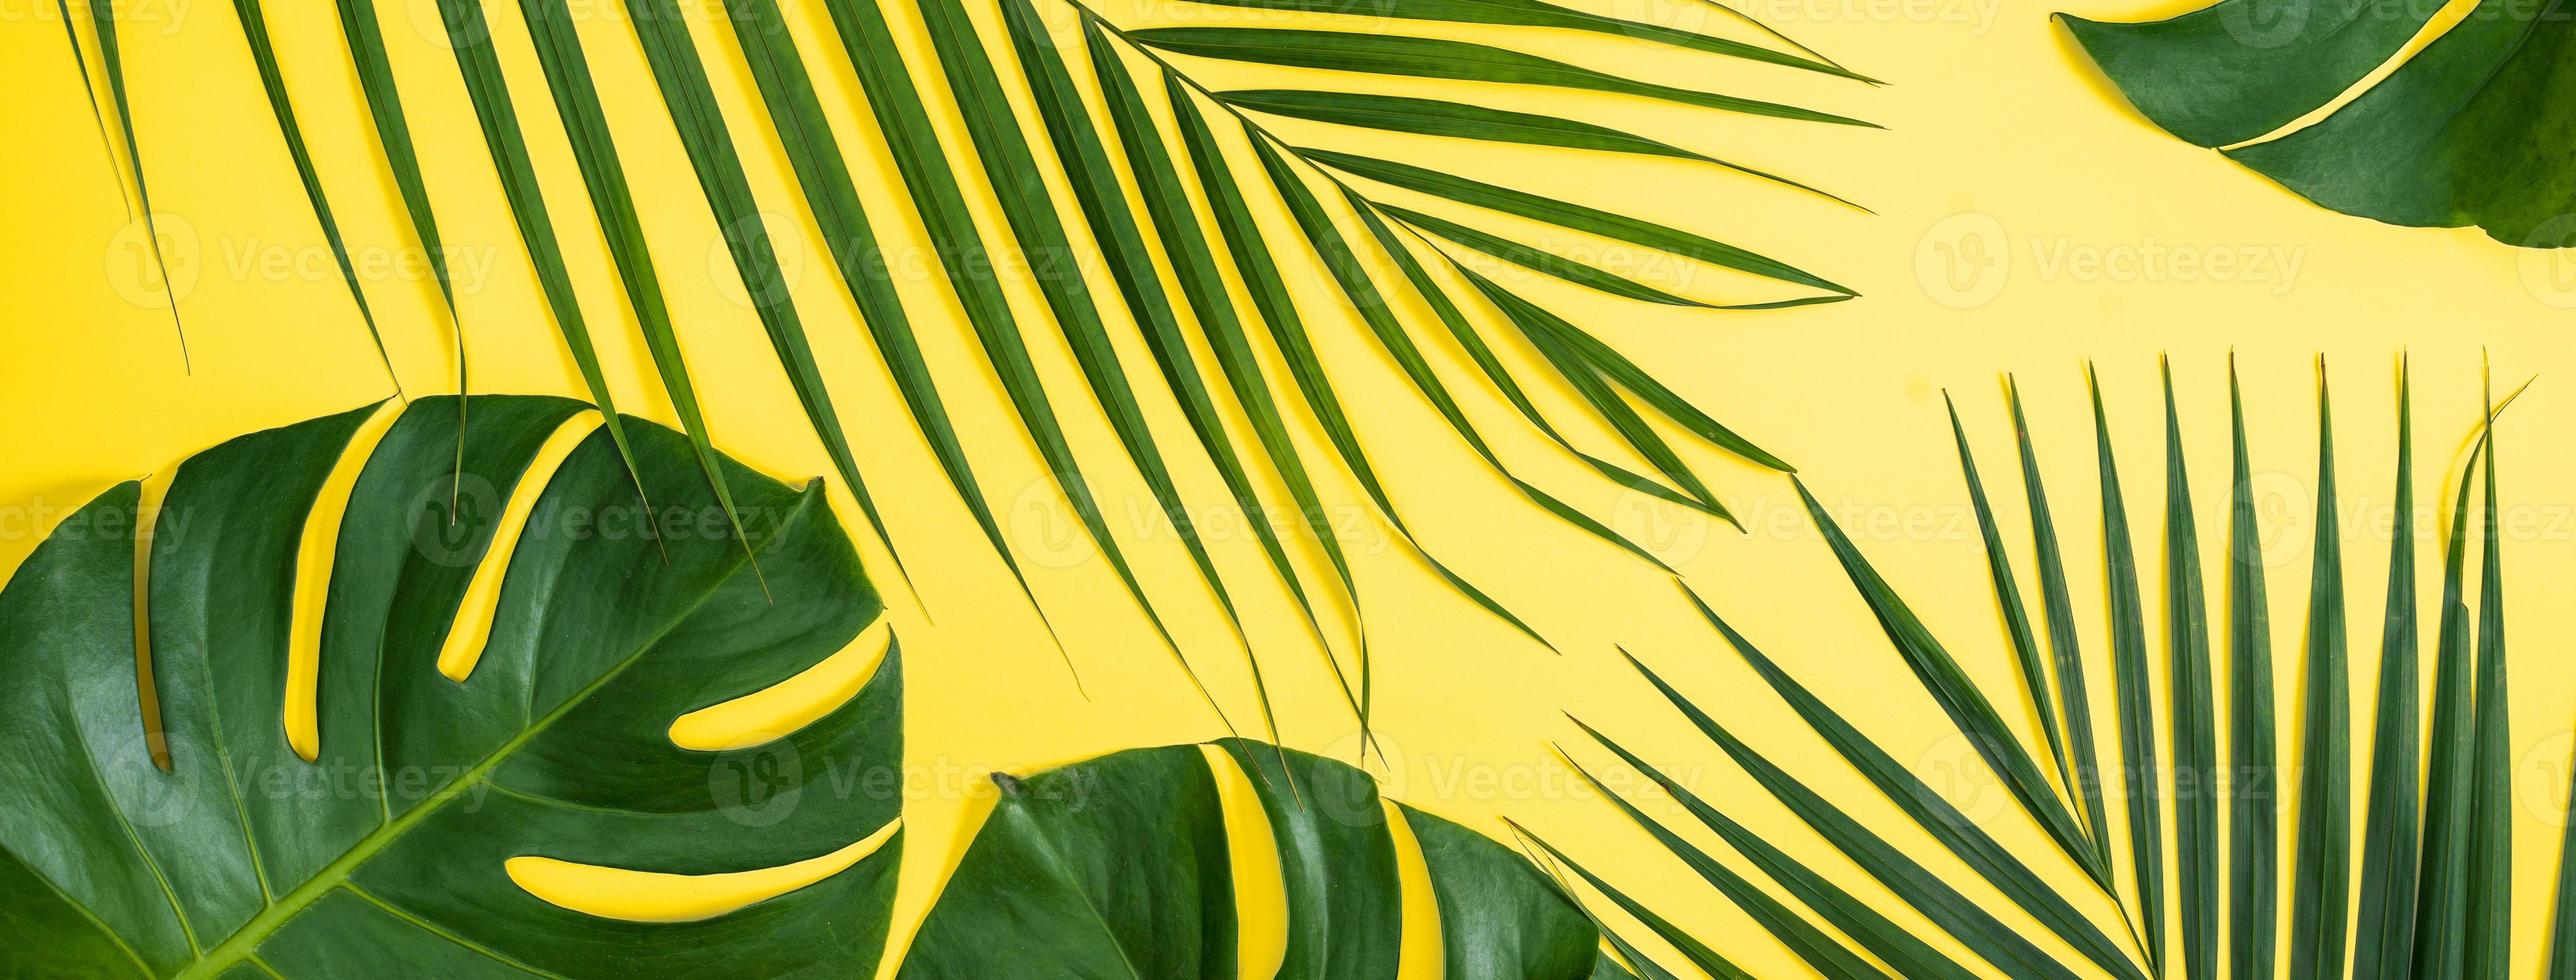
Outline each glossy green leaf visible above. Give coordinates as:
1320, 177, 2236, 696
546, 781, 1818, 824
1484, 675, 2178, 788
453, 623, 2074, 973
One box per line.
2225, 361, 2278, 980
2285, 362, 2347, 980
2063, 0, 2576, 244
898, 742, 1600, 980
0, 396, 901, 978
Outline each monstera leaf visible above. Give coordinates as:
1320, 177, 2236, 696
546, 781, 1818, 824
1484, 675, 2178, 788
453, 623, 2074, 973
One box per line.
2063, 0, 2576, 244
0, 396, 902, 978
899, 740, 1637, 979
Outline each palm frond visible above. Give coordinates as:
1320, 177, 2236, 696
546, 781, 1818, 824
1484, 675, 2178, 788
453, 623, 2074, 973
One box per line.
1563, 359, 2565, 977
78, 0, 1869, 744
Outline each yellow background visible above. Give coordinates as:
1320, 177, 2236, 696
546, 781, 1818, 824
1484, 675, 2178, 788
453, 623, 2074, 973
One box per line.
4, 0, 2573, 975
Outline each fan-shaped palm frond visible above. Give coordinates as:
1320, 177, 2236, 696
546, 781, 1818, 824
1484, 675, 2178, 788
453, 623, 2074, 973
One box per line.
56, 0, 1874, 739
1560, 358, 2574, 976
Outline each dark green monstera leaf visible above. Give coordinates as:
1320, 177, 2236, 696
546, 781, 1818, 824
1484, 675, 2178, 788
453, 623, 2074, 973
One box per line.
0, 396, 901, 978
898, 740, 1623, 979
2063, 0, 2576, 245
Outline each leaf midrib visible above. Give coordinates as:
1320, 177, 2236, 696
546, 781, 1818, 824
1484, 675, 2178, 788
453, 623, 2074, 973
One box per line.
168, 487, 815, 979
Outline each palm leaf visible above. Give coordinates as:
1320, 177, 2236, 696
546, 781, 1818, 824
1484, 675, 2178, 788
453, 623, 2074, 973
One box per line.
2087, 365, 2167, 969
73, 0, 1871, 762
2158, 361, 2219, 980
1562, 359, 2569, 979
0, 397, 902, 977
227, 0, 401, 392
60, 0, 191, 368
2351, 362, 2424, 980
2006, 377, 2116, 868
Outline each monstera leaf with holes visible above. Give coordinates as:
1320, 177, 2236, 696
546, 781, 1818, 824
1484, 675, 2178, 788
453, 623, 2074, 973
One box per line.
1560, 360, 2576, 978
0, 396, 902, 978
2063, 0, 2576, 245
899, 739, 1650, 979
60, 0, 1878, 748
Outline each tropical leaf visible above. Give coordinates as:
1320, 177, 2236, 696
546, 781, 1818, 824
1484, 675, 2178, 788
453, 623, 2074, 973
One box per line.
69, 0, 1869, 770
2061, 0, 2576, 245
0, 397, 902, 978
899, 740, 1605, 979
1563, 359, 2570, 977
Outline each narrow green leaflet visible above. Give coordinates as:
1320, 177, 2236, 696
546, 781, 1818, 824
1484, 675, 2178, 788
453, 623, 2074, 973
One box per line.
1515, 831, 1755, 980
1790, 476, 2100, 875
908, 0, 1255, 668
1944, 395, 2072, 803
509, 0, 771, 577
1614, 653, 2086, 979
0, 397, 902, 978
1126, 28, 1873, 126
719, 0, 1055, 622
2088, 368, 2166, 970
1379, 204, 1717, 308
70, 0, 190, 367
1555, 749, 1888, 979
2159, 364, 2218, 980
1169, 82, 1387, 726
2408, 422, 2488, 979
228, 0, 400, 389
2286, 364, 2348, 980
2352, 366, 2423, 980
2006, 379, 2115, 866
1218, 90, 1846, 201
897, 743, 1601, 980
1571, 362, 2567, 980
431, 0, 672, 559
814, 0, 1212, 698
622, 0, 905, 584
1304, 148, 1853, 298
1174, 0, 1865, 80
1075, 15, 1377, 661
2465, 390, 2512, 980
1684, 592, 2147, 980
1242, 132, 1547, 641
2063, 0, 2576, 244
